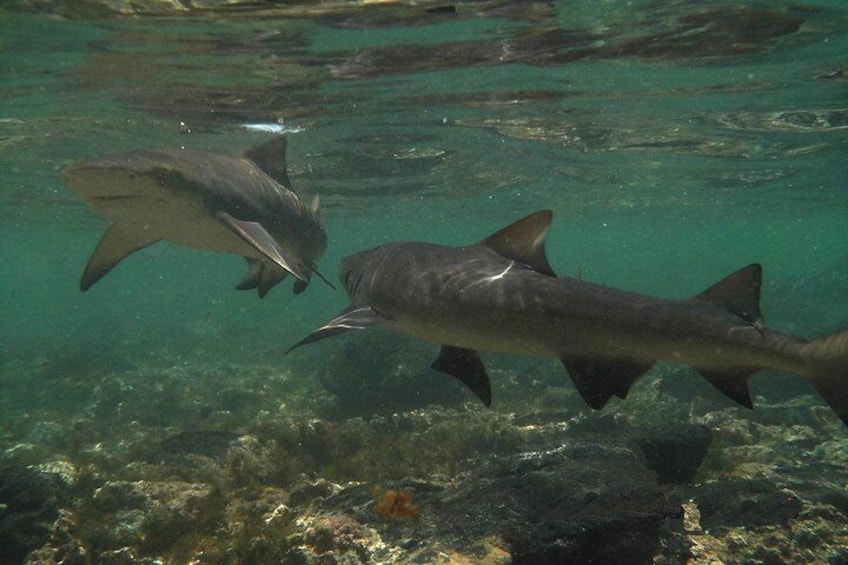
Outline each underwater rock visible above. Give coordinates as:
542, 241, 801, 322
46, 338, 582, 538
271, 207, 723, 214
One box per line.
87, 479, 222, 553
694, 479, 802, 529
0, 466, 68, 565
156, 430, 241, 460
289, 513, 394, 564
432, 442, 684, 564
635, 425, 712, 484
316, 332, 467, 419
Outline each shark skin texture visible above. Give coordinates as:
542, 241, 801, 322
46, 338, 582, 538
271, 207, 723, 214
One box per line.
64, 137, 330, 298
289, 210, 848, 425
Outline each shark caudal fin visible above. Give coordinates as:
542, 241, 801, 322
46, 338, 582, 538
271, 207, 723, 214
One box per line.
800, 330, 848, 426
81, 223, 160, 291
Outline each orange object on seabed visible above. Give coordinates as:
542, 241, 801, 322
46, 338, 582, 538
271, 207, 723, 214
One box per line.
373, 487, 421, 519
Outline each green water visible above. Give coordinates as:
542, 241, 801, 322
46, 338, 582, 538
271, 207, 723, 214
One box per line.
1, 1, 846, 380
1, 3, 847, 562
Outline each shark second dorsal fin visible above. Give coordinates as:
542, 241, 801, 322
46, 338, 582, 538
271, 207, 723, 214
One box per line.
480, 210, 556, 277
694, 264, 763, 326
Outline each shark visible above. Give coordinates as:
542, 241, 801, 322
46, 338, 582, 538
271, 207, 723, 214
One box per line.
63, 137, 330, 297
288, 210, 848, 425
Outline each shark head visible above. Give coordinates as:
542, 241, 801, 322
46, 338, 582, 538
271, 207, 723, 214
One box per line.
338, 246, 381, 301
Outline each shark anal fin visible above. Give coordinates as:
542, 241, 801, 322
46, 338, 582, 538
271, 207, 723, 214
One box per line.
286, 305, 384, 353
694, 367, 757, 409
216, 211, 310, 283
236, 258, 289, 298
695, 264, 763, 327
561, 356, 655, 409
481, 210, 557, 277
81, 222, 160, 291
431, 346, 492, 407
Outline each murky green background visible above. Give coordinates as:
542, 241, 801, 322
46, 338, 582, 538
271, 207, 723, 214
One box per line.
1, 0, 846, 392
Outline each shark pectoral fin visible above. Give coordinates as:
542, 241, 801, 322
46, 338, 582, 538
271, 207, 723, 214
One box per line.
694, 367, 757, 409
81, 222, 160, 291
431, 346, 492, 407
285, 305, 384, 354
236, 258, 289, 298
561, 356, 655, 409
480, 210, 557, 277
694, 264, 763, 327
216, 211, 310, 283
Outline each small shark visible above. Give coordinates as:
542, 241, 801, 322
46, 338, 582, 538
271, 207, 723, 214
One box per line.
289, 210, 848, 425
64, 137, 330, 297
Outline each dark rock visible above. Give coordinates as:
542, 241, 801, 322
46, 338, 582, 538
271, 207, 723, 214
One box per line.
0, 466, 68, 565
432, 442, 684, 564
636, 425, 713, 484
289, 478, 341, 506
694, 479, 803, 529
156, 430, 241, 460
317, 332, 467, 419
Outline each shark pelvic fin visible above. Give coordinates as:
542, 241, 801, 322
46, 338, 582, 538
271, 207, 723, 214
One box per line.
481, 210, 557, 277
431, 346, 492, 407
286, 305, 384, 353
561, 356, 655, 409
293, 280, 308, 295
693, 367, 757, 408
81, 222, 160, 291
236, 258, 289, 298
695, 264, 763, 327
216, 211, 310, 283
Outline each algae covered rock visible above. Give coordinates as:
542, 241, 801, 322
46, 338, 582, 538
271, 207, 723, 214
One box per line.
316, 332, 468, 419
85, 479, 222, 554
0, 466, 70, 565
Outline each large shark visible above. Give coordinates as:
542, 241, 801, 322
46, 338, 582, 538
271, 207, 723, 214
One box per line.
64, 137, 330, 297
289, 210, 848, 425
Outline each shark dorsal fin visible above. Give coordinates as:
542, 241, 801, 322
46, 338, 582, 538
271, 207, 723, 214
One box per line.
481, 210, 556, 277
243, 137, 291, 188
694, 264, 763, 326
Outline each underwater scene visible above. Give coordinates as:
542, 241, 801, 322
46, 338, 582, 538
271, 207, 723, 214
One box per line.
1, 0, 847, 563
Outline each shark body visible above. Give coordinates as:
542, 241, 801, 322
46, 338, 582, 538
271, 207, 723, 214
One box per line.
290, 210, 848, 425
64, 137, 329, 297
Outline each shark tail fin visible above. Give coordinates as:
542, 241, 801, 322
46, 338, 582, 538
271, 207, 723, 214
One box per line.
800, 329, 848, 426
81, 222, 159, 291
